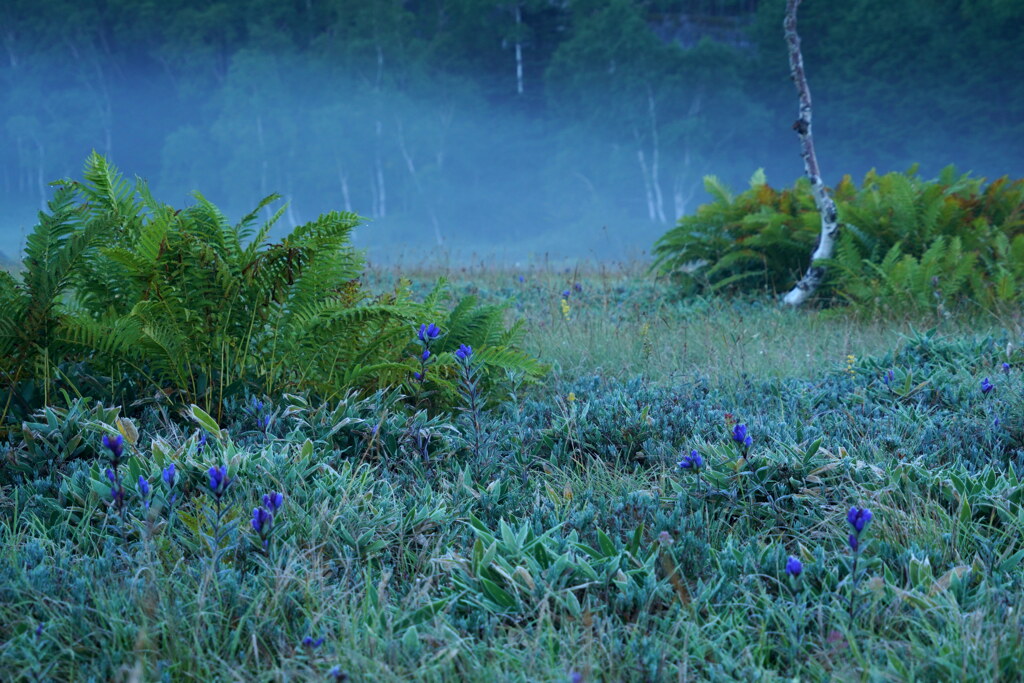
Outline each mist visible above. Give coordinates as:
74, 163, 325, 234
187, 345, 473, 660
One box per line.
1, 0, 1021, 264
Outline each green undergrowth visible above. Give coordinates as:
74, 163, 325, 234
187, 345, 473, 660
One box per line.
2, 291, 1023, 680
651, 166, 1024, 316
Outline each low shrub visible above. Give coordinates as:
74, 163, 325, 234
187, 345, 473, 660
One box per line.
0, 154, 544, 430
652, 166, 1024, 313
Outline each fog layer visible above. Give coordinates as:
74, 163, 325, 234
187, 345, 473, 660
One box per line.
1, 0, 1021, 263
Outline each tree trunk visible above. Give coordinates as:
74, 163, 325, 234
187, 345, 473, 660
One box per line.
514, 5, 524, 95
647, 89, 667, 224
782, 0, 840, 306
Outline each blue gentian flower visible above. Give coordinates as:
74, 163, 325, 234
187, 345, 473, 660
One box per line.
421, 349, 431, 362
785, 555, 803, 577
418, 323, 441, 343
197, 431, 207, 452
252, 506, 272, 534
847, 506, 872, 551
732, 423, 753, 447
573, 282, 583, 293
252, 398, 264, 413
883, 369, 894, 386
677, 449, 704, 470
413, 371, 424, 382
847, 506, 872, 533
561, 289, 571, 299
263, 491, 284, 512
102, 434, 124, 459
1002, 362, 1010, 373
455, 344, 473, 361
208, 465, 230, 496
302, 635, 325, 648
162, 464, 176, 486
981, 377, 994, 394
138, 476, 150, 498
35, 623, 44, 638
105, 468, 116, 483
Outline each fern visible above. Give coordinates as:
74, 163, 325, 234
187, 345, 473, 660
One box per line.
1, 154, 545, 423
653, 166, 1024, 313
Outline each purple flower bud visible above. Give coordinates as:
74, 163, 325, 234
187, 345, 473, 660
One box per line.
848, 534, 859, 552
252, 506, 273, 534
138, 476, 150, 499
34, 623, 44, 638
302, 635, 325, 648
561, 289, 571, 299
883, 369, 894, 386
732, 423, 752, 449
413, 371, 424, 382
981, 377, 994, 394
102, 434, 124, 459
847, 506, 873, 533
570, 673, 583, 683
262, 491, 284, 512
455, 344, 473, 361
677, 449, 703, 470
417, 323, 441, 343
785, 555, 802, 577
421, 349, 431, 362
208, 465, 229, 495
1001, 362, 1011, 373
162, 464, 176, 486
105, 468, 116, 483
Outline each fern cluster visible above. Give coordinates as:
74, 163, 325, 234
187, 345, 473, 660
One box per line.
0, 154, 544, 428
652, 166, 1024, 313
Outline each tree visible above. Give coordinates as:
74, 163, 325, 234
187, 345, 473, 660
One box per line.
781, 0, 837, 306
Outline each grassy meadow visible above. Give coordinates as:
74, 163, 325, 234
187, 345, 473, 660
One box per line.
2, 259, 1024, 681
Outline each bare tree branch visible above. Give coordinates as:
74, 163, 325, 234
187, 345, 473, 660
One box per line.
782, 0, 840, 306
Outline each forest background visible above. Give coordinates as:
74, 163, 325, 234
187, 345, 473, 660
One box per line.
1, 0, 1022, 262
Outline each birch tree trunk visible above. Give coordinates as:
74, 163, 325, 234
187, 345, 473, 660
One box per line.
514, 4, 524, 95
781, 0, 840, 306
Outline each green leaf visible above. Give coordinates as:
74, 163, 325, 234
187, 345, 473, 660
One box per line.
479, 577, 517, 609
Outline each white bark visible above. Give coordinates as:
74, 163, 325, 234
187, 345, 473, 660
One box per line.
647, 89, 667, 224
396, 119, 443, 246
35, 139, 45, 210
514, 5, 524, 95
375, 157, 386, 217
636, 146, 657, 221
782, 0, 840, 306
374, 119, 386, 217
337, 162, 352, 213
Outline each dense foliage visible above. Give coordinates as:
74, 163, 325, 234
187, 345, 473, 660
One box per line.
2, 272, 1023, 679
652, 167, 1024, 312
0, 154, 544, 430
